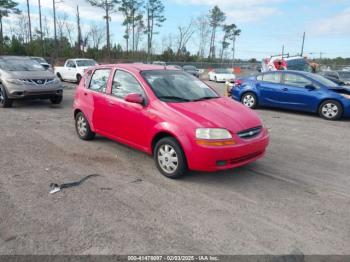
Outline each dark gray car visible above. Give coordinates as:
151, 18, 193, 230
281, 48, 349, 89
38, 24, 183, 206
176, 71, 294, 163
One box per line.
182, 65, 200, 78
0, 56, 63, 108
321, 70, 350, 85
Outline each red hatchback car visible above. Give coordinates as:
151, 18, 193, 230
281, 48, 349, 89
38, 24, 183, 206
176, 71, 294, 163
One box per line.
73, 64, 269, 178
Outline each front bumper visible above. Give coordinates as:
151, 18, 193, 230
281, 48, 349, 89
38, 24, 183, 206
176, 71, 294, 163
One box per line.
186, 129, 269, 172
4, 82, 63, 99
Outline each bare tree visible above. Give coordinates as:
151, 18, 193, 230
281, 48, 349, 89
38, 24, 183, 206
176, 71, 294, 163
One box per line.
88, 23, 106, 49
175, 19, 195, 57
134, 15, 144, 51
38, 0, 43, 54
86, 0, 120, 57
76, 5, 82, 54
195, 15, 210, 60
145, 0, 166, 61
26, 0, 32, 42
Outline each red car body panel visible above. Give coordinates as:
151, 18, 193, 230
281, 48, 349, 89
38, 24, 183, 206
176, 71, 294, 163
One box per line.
73, 64, 269, 172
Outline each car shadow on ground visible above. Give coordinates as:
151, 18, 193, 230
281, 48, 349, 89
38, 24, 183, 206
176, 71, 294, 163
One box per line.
256, 106, 350, 122
10, 99, 66, 109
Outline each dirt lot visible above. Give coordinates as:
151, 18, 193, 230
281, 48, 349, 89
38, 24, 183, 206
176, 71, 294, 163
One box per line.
0, 81, 350, 255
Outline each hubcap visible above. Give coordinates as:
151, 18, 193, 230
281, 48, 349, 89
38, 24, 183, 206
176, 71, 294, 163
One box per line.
77, 116, 87, 137
243, 95, 255, 108
158, 144, 178, 174
0, 87, 4, 104
321, 103, 338, 118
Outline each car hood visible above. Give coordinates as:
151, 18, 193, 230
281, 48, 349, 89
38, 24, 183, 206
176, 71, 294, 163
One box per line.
166, 97, 262, 133
3, 70, 55, 79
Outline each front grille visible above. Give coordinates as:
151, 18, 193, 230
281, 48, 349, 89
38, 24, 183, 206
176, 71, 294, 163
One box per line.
228, 151, 264, 165
237, 126, 262, 139
20, 79, 54, 85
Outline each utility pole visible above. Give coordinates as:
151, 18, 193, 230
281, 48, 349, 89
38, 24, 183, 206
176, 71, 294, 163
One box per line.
301, 32, 305, 56
26, 0, 33, 42
38, 0, 43, 55
281, 44, 284, 57
77, 5, 82, 56
53, 0, 58, 58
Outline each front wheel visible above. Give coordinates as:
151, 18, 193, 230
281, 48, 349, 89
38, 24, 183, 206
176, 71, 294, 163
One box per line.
318, 100, 343, 120
75, 112, 95, 140
0, 85, 13, 108
50, 96, 63, 104
154, 137, 187, 179
241, 92, 258, 109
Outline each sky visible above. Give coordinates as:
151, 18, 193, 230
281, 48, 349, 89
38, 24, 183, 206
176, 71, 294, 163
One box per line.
4, 0, 350, 60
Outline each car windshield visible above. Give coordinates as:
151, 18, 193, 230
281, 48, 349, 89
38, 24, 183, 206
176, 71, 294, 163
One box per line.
183, 66, 197, 70
286, 59, 312, 72
338, 71, 350, 79
311, 73, 338, 87
142, 70, 219, 102
76, 60, 97, 67
215, 69, 231, 74
0, 59, 45, 71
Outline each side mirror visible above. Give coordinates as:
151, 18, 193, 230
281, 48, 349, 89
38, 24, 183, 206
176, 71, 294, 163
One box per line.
305, 84, 316, 90
125, 93, 144, 105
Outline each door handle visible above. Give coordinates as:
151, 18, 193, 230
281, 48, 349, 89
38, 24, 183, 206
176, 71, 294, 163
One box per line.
282, 87, 288, 91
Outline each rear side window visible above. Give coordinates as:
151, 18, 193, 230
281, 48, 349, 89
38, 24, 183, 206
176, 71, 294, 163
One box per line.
112, 70, 143, 99
262, 73, 281, 83
284, 73, 312, 87
89, 69, 111, 93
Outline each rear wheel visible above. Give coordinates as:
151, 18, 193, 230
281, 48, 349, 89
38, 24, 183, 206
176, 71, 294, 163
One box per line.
0, 85, 13, 108
50, 96, 63, 104
76, 74, 82, 84
318, 100, 343, 120
154, 137, 187, 179
75, 112, 95, 140
241, 92, 257, 109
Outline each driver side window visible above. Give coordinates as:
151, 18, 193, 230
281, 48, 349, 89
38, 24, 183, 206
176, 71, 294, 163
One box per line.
284, 73, 312, 88
112, 70, 143, 99
67, 60, 76, 68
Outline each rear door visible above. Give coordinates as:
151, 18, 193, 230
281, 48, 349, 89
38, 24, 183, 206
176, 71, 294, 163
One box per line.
84, 68, 112, 133
279, 73, 319, 111
257, 72, 284, 107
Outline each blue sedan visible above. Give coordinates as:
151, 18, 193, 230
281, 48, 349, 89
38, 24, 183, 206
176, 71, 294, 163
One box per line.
231, 70, 350, 120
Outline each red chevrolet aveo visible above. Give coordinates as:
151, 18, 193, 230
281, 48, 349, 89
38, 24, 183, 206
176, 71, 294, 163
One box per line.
73, 64, 269, 178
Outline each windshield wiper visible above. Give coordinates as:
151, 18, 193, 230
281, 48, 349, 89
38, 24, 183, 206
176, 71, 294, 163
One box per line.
191, 96, 219, 102
158, 96, 191, 102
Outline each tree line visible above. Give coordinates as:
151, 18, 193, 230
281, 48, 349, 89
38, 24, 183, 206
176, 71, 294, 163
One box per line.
0, 0, 241, 63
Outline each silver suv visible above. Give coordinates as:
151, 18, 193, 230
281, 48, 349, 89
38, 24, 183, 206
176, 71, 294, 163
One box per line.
0, 56, 63, 108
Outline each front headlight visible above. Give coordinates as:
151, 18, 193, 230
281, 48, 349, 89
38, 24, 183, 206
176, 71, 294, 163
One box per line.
6, 79, 23, 85
196, 128, 232, 139
340, 93, 350, 99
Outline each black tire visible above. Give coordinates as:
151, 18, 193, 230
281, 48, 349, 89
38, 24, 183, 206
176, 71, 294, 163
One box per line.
75, 112, 95, 140
50, 96, 63, 104
318, 100, 343, 120
0, 85, 13, 108
76, 74, 82, 84
241, 92, 258, 109
215, 76, 218, 82
57, 73, 63, 82
154, 137, 187, 179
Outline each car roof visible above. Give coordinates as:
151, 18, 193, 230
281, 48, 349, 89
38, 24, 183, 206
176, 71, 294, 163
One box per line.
91, 63, 181, 73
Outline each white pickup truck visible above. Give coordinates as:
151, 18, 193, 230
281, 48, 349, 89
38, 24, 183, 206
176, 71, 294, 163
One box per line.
54, 58, 98, 83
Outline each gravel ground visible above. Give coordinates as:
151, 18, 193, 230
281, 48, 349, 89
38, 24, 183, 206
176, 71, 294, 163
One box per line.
0, 81, 349, 255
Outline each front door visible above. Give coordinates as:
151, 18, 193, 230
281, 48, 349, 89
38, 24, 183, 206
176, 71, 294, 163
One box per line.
105, 69, 152, 151
280, 73, 319, 112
